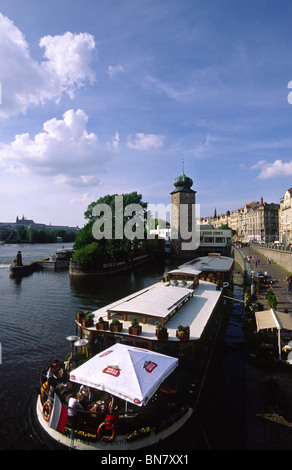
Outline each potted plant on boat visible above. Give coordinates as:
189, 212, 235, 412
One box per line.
176, 325, 190, 341
155, 321, 168, 340
128, 317, 142, 335
81, 312, 94, 327
76, 310, 88, 323
110, 318, 123, 332
96, 316, 109, 330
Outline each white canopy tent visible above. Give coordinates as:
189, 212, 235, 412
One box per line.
255, 309, 292, 359
70, 343, 178, 407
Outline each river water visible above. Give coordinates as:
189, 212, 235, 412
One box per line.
0, 243, 246, 451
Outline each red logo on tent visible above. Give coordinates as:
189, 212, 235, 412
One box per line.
100, 350, 113, 357
143, 361, 158, 373
102, 365, 121, 377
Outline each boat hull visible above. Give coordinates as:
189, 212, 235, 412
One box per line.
37, 260, 70, 270
36, 394, 193, 450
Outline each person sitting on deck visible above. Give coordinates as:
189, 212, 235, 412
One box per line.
108, 394, 119, 413
67, 393, 84, 425
51, 359, 60, 374
64, 355, 76, 372
46, 365, 57, 387
78, 385, 93, 406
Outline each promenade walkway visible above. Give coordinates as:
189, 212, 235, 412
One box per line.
241, 245, 292, 314
241, 245, 292, 450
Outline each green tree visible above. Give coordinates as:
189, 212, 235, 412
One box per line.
73, 221, 95, 251
16, 226, 28, 242
73, 192, 149, 263
72, 242, 105, 264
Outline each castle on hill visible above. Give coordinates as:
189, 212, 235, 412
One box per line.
0, 215, 79, 232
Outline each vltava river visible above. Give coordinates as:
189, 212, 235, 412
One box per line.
0, 243, 246, 450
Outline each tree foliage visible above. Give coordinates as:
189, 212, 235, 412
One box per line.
73, 192, 165, 263
0, 227, 77, 244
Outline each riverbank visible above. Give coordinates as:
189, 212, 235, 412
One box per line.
69, 253, 153, 276
241, 246, 292, 450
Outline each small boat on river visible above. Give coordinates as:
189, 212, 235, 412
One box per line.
36, 248, 73, 270
36, 255, 233, 450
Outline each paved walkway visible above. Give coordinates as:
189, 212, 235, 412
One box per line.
241, 246, 292, 314
240, 246, 292, 450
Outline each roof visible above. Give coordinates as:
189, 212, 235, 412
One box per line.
168, 268, 201, 276
255, 309, 292, 332
171, 170, 196, 194
92, 280, 222, 340
180, 254, 234, 273
106, 283, 192, 321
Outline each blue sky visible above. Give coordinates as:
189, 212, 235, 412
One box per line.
1, 0, 292, 227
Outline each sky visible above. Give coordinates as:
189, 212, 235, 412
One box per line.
1, 0, 292, 228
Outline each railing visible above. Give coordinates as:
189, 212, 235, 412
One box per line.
250, 242, 292, 252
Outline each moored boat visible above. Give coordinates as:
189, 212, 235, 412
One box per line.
36, 248, 73, 270
178, 253, 234, 285
36, 256, 233, 450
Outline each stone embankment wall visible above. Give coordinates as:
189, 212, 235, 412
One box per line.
231, 246, 249, 272
249, 246, 292, 274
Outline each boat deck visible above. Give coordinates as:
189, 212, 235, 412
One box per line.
87, 281, 222, 341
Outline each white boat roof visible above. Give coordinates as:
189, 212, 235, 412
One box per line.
106, 283, 192, 320
180, 254, 233, 272
168, 267, 201, 276
92, 280, 222, 341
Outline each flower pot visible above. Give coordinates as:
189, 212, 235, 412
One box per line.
81, 319, 93, 327
156, 329, 168, 340
96, 321, 109, 330
176, 330, 189, 341
76, 311, 88, 323
128, 325, 142, 335
110, 322, 123, 332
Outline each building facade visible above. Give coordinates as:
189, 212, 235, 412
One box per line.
279, 188, 292, 246
203, 197, 279, 244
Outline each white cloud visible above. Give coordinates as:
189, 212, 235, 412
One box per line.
0, 109, 110, 186
146, 75, 195, 102
127, 133, 165, 150
0, 13, 96, 117
251, 159, 292, 178
108, 64, 124, 78
106, 132, 120, 151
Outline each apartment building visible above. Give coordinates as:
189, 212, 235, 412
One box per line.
279, 188, 292, 246
204, 197, 279, 243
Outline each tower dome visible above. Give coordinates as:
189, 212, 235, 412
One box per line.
173, 171, 193, 192
171, 162, 195, 194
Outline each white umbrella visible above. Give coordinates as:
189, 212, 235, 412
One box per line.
69, 343, 178, 406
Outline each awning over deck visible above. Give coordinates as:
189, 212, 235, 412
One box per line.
255, 309, 292, 332
70, 343, 178, 406
255, 309, 292, 359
